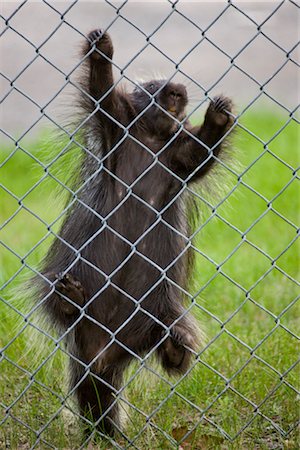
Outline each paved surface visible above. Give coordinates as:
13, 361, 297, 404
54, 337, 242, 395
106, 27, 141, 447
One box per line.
0, 1, 299, 143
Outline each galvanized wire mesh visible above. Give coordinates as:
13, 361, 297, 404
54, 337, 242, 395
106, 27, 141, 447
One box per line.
0, 0, 299, 449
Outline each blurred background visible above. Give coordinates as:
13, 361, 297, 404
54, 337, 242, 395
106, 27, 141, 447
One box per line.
0, 2, 299, 449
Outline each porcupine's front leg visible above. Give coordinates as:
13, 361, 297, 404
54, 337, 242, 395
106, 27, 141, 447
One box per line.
171, 96, 235, 181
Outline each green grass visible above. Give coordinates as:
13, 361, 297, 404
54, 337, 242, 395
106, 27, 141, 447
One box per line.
0, 111, 299, 449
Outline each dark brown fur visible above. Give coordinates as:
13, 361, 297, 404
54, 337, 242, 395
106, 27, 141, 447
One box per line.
35, 30, 235, 436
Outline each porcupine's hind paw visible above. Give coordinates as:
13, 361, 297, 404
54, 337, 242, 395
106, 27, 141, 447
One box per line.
159, 323, 198, 375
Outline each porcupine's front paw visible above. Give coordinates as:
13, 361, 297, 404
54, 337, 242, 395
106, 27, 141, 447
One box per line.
54, 273, 86, 315
85, 29, 113, 61
205, 95, 234, 129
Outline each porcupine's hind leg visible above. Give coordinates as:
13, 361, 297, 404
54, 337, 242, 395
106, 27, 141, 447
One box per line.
70, 355, 127, 437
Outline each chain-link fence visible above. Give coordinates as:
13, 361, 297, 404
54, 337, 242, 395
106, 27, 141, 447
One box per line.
1, 1, 299, 449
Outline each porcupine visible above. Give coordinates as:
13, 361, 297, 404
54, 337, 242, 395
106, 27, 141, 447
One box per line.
35, 29, 235, 436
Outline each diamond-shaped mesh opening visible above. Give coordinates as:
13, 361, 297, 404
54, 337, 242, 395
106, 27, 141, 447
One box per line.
259, 383, 299, 435
201, 332, 251, 379
197, 274, 245, 323
231, 358, 281, 404
247, 210, 296, 258
204, 388, 255, 439
255, 327, 299, 375
1, 1, 299, 448
262, 0, 300, 50
224, 301, 277, 347
205, 6, 258, 56
250, 268, 299, 316
237, 34, 287, 85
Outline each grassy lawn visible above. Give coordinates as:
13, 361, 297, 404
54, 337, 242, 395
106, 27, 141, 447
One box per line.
0, 110, 299, 449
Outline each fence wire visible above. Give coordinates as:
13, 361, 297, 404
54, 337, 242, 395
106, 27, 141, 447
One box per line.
0, 1, 299, 449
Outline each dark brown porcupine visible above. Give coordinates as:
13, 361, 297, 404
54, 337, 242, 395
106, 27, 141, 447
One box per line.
34, 29, 235, 437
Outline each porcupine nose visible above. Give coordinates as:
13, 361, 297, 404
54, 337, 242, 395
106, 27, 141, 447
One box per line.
169, 88, 181, 113
169, 97, 177, 113
169, 104, 176, 113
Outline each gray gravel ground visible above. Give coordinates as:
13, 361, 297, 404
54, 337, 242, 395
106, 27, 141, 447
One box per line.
0, 1, 299, 143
